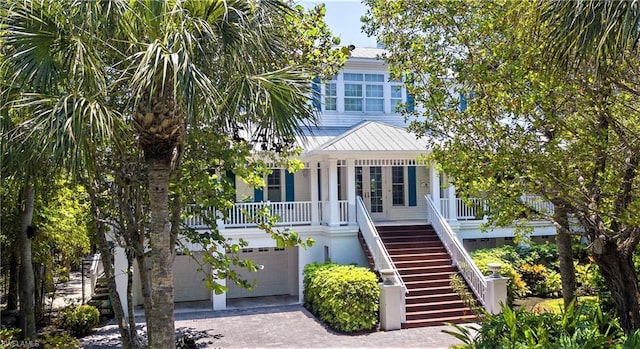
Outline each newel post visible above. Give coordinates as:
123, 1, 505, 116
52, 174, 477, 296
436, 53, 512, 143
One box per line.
379, 269, 403, 331
484, 262, 508, 314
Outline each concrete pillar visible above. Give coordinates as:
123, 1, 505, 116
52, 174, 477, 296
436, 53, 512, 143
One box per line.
484, 273, 508, 314
346, 159, 356, 225
212, 277, 227, 310
328, 159, 339, 226
310, 162, 319, 225
379, 281, 403, 331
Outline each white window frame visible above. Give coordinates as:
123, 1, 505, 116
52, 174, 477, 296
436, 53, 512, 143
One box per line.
322, 71, 405, 114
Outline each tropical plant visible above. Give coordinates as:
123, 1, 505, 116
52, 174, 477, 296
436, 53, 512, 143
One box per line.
2, 1, 346, 347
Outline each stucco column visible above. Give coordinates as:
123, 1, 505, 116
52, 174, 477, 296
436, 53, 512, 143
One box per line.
320, 161, 329, 225
328, 159, 339, 226
346, 159, 356, 225
309, 162, 319, 225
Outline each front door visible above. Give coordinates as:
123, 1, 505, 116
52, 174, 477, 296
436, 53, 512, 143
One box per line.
356, 166, 387, 219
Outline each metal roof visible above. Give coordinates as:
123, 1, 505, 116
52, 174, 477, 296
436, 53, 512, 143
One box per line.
302, 121, 430, 154
349, 47, 387, 60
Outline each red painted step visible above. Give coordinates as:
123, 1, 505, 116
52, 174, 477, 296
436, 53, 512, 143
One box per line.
362, 224, 479, 328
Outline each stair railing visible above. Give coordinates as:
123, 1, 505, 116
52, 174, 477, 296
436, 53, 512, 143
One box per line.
356, 197, 408, 295
425, 195, 487, 306
88, 253, 102, 295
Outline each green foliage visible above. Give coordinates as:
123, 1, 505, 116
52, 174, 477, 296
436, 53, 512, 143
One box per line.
303, 263, 379, 332
471, 248, 528, 303
0, 327, 21, 341
59, 304, 100, 337
38, 333, 81, 349
445, 301, 628, 348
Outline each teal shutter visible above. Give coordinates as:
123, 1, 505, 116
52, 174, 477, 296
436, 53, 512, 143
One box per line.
317, 168, 321, 198
225, 170, 236, 190
312, 77, 321, 110
408, 166, 417, 207
407, 74, 415, 112
459, 93, 467, 112
254, 188, 263, 202
285, 171, 295, 202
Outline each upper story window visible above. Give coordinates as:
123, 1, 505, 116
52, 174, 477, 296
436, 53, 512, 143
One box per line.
320, 72, 405, 114
325, 76, 337, 111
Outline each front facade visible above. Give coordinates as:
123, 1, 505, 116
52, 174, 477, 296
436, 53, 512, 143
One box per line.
118, 47, 557, 312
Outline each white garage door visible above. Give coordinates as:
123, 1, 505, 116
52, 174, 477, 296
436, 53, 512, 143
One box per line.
173, 253, 210, 302
227, 247, 290, 299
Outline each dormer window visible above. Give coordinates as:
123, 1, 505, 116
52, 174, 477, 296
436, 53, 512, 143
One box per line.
319, 71, 405, 114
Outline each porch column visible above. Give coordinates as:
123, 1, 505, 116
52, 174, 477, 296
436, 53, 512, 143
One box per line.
429, 163, 441, 214
328, 159, 340, 226
447, 179, 458, 223
212, 241, 227, 310
309, 162, 319, 225
320, 161, 329, 225
346, 159, 356, 225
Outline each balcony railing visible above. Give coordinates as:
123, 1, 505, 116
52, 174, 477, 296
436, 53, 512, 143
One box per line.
185, 200, 349, 229
440, 196, 554, 221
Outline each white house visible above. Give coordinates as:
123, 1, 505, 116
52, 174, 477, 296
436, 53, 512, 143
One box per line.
113, 47, 556, 328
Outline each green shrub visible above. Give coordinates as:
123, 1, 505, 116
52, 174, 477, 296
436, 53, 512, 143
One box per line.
303, 262, 338, 313
59, 304, 100, 337
471, 249, 529, 303
38, 333, 81, 349
0, 327, 21, 341
445, 300, 629, 348
303, 263, 379, 332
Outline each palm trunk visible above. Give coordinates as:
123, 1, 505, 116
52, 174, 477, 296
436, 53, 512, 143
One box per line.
18, 184, 36, 339
146, 157, 175, 349
594, 239, 640, 334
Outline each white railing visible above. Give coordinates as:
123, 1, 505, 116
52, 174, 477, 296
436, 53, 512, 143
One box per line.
457, 198, 487, 221
521, 195, 555, 215
224, 201, 313, 228
88, 253, 103, 295
440, 196, 554, 221
338, 200, 348, 223
186, 200, 349, 228
426, 195, 487, 305
356, 196, 407, 321
440, 198, 450, 219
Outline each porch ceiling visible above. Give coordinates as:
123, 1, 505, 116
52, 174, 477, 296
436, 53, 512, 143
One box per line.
299, 121, 431, 156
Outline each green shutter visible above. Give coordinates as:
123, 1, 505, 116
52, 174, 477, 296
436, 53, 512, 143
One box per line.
254, 188, 263, 202
408, 166, 417, 207
285, 171, 295, 202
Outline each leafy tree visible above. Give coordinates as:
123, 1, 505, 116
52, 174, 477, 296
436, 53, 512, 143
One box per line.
364, 0, 640, 333
2, 1, 346, 347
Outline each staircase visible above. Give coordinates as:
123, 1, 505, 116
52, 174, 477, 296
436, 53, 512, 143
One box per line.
86, 276, 113, 318
360, 224, 477, 328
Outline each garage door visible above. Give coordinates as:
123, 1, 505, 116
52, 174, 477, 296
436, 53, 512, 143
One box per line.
227, 247, 290, 299
173, 253, 211, 302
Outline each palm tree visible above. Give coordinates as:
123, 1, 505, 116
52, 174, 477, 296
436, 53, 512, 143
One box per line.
541, 0, 640, 73
2, 1, 324, 347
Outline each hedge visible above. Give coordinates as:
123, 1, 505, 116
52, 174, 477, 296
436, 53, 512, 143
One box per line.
303, 263, 379, 332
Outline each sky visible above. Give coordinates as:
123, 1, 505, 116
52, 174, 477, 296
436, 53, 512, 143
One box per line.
298, 0, 378, 48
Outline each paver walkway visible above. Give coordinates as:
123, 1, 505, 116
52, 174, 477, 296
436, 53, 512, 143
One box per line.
80, 305, 467, 348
